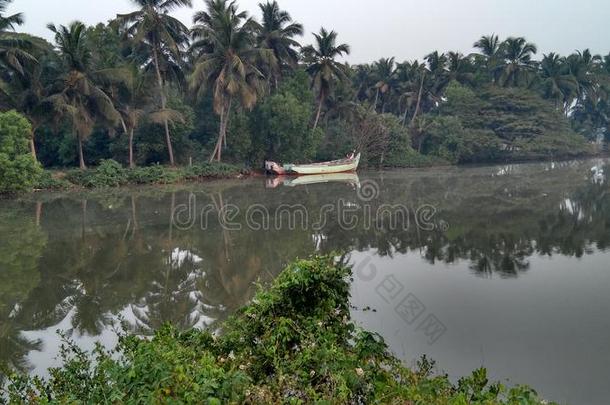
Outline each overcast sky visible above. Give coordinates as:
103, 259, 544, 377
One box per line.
6, 0, 610, 63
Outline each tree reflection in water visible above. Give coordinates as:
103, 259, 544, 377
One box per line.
0, 159, 608, 375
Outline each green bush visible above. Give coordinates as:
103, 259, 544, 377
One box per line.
64, 159, 127, 188
432, 82, 591, 162
250, 70, 322, 163
128, 165, 183, 184
182, 162, 243, 179
3, 256, 552, 404
127, 164, 169, 184
421, 115, 503, 164
90, 159, 127, 187
0, 111, 42, 195
34, 171, 71, 190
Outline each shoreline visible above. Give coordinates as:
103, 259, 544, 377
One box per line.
22, 151, 607, 195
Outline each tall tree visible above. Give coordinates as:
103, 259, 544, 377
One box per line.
447, 51, 474, 85
47, 22, 120, 169
371, 57, 396, 113
497, 37, 537, 87
302, 27, 350, 130
473, 34, 501, 82
116, 0, 192, 166
0, 0, 40, 159
473, 34, 500, 59
539, 53, 577, 113
189, 0, 271, 162
425, 51, 449, 96
0, 0, 36, 76
566, 49, 601, 104
352, 63, 373, 102
256, 1, 303, 88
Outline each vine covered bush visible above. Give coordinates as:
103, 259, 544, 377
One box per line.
0, 111, 42, 195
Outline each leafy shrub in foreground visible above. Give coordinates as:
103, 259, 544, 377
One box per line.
3, 256, 552, 404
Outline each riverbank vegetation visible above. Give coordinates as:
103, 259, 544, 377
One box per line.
1, 0, 609, 193
2, 255, 552, 404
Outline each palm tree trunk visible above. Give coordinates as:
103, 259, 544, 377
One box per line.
373, 88, 379, 111
30, 138, 37, 161
77, 134, 86, 170
402, 106, 409, 126
313, 97, 324, 130
410, 71, 426, 126
222, 97, 232, 151
119, 118, 135, 168
152, 46, 175, 166
210, 104, 225, 162
30, 124, 39, 161
129, 129, 135, 169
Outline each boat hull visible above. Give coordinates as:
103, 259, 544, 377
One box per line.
284, 153, 360, 175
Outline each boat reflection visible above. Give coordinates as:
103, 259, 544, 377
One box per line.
266, 173, 361, 188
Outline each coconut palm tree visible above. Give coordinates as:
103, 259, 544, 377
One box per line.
2, 37, 57, 160
410, 64, 430, 125
539, 53, 577, 113
8, 60, 49, 160
105, 62, 184, 168
473, 34, 500, 59
255, 0, 303, 88
394, 60, 426, 126
447, 51, 474, 85
302, 28, 350, 130
473, 34, 503, 82
189, 0, 272, 162
115, 0, 192, 166
0, 0, 36, 76
566, 49, 602, 104
112, 66, 147, 168
352, 63, 373, 102
425, 51, 450, 96
47, 22, 121, 169
497, 37, 537, 87
371, 57, 396, 113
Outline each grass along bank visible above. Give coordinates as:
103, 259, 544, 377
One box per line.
34, 159, 246, 191
3, 255, 553, 404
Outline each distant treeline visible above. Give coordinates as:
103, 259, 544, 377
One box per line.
0, 0, 609, 172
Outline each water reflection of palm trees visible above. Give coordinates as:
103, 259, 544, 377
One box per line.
1, 160, 609, 376
0, 209, 46, 378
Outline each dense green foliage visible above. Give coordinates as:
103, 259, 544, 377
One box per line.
0, 0, 608, 178
3, 255, 552, 404
46, 160, 243, 189
0, 110, 42, 194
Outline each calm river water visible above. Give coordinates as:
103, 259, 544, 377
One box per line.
1, 158, 609, 404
